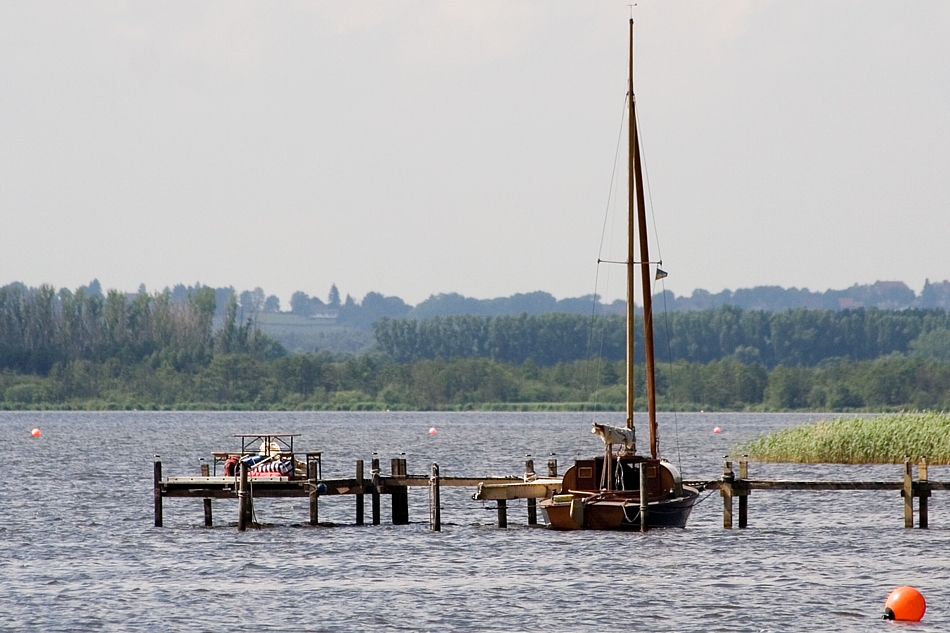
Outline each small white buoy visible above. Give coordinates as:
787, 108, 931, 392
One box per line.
713, 427, 721, 434
429, 427, 437, 435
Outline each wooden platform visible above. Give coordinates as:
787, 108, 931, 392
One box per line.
154, 452, 564, 531
161, 474, 530, 499
471, 478, 563, 500
707, 457, 946, 529
153, 453, 949, 531
698, 479, 950, 492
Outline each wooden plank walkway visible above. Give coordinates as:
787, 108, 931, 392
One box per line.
707, 457, 945, 530
700, 480, 950, 491
153, 453, 949, 531
155, 454, 560, 530
162, 475, 529, 498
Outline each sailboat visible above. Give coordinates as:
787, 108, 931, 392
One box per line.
539, 20, 699, 531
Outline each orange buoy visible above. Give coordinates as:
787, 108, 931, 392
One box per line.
31, 428, 41, 437
428, 427, 437, 435
883, 586, 926, 621
713, 427, 721, 434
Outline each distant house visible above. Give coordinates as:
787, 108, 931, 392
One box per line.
310, 310, 338, 324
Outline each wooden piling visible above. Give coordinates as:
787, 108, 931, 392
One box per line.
738, 455, 749, 529
903, 460, 914, 529
238, 461, 249, 532
355, 459, 365, 526
497, 499, 507, 528
721, 457, 734, 530
391, 456, 409, 525
429, 462, 441, 532
371, 455, 381, 526
308, 459, 319, 526
547, 454, 558, 478
918, 458, 930, 529
201, 462, 212, 527
153, 457, 163, 528
525, 456, 537, 525
639, 461, 649, 532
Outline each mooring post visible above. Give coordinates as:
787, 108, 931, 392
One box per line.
391, 456, 409, 525
153, 456, 163, 528
429, 462, 441, 532
238, 461, 249, 532
399, 456, 410, 524
308, 458, 319, 526
355, 459, 365, 526
918, 458, 930, 529
737, 455, 749, 529
200, 461, 212, 527
371, 454, 381, 526
525, 455, 537, 525
547, 453, 558, 478
639, 461, 649, 532
721, 456, 734, 530
903, 460, 914, 529
497, 499, 508, 529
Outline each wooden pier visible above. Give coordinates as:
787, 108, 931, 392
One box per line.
703, 456, 947, 529
153, 438, 948, 531
154, 452, 562, 531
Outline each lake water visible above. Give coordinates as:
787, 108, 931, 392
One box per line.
2, 410, 949, 632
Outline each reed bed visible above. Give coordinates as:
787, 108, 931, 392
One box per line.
739, 411, 950, 464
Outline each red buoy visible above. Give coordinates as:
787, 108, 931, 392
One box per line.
428, 427, 437, 435
31, 428, 41, 437
713, 427, 721, 434
883, 586, 926, 621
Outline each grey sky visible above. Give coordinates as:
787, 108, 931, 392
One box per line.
2, 1, 948, 306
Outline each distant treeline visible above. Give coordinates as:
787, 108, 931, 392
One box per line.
10, 279, 950, 335
0, 282, 283, 375
374, 307, 950, 368
8, 281, 950, 412
657, 279, 950, 312
6, 278, 950, 375
4, 353, 950, 412
293, 280, 950, 329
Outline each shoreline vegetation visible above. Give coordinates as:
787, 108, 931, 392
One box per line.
3, 353, 950, 413
5, 282, 950, 414
738, 411, 950, 464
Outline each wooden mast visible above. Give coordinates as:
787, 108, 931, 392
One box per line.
625, 19, 636, 436
629, 18, 659, 459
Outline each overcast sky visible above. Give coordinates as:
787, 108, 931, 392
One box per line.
2, 1, 949, 306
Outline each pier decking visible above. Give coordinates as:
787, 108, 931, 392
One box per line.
153, 444, 948, 531
155, 453, 562, 531
706, 457, 948, 529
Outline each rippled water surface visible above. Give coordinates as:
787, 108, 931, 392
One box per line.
3, 411, 949, 632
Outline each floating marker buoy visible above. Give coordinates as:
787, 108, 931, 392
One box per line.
883, 586, 926, 621
713, 427, 721, 434
31, 428, 41, 437
429, 427, 437, 435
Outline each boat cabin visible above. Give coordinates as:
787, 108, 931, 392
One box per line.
559, 455, 683, 500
